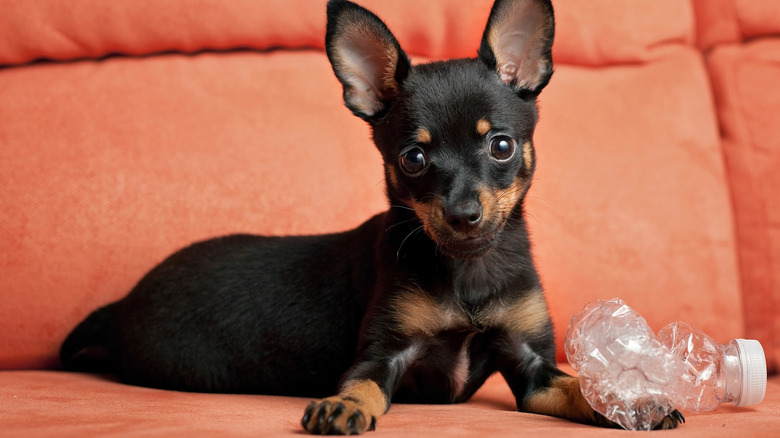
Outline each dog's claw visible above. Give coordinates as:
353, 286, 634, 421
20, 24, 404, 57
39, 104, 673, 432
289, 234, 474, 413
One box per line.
326, 403, 346, 433
301, 401, 315, 430
316, 402, 330, 431
302, 397, 374, 435
346, 411, 363, 435
653, 409, 685, 430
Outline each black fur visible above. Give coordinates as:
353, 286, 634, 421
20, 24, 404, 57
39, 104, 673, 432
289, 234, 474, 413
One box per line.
61, 0, 682, 434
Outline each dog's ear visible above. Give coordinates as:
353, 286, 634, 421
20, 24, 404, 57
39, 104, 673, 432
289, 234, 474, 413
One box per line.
478, 0, 555, 99
326, 0, 411, 121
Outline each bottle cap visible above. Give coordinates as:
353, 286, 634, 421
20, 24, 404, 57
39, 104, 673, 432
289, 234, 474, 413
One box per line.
733, 339, 767, 407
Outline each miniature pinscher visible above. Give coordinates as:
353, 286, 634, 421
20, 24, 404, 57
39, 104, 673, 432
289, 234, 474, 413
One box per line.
61, 0, 684, 433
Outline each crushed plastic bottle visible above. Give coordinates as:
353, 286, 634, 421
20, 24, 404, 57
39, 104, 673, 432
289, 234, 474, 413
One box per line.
564, 298, 767, 431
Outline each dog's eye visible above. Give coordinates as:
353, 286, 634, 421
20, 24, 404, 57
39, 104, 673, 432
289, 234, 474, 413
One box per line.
489, 135, 516, 162
399, 147, 427, 176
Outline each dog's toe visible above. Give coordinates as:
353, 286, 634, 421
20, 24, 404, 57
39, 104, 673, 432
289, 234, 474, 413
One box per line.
302, 397, 375, 435
653, 410, 685, 430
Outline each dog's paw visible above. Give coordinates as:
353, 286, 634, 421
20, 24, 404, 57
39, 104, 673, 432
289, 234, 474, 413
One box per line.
302, 397, 377, 435
653, 410, 685, 430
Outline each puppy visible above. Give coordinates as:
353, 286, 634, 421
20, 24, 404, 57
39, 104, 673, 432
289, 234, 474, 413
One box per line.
61, 0, 683, 434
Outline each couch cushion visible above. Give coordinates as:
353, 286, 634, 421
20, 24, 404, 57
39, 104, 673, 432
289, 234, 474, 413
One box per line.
693, 0, 780, 49
706, 39, 780, 373
0, 0, 326, 66
0, 1, 742, 371
531, 46, 741, 362
0, 51, 386, 368
3, 370, 780, 437
1, 0, 694, 67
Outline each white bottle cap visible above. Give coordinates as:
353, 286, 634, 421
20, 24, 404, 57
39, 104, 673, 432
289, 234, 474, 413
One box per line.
733, 339, 767, 407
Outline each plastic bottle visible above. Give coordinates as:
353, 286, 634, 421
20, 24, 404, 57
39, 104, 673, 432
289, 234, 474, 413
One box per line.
564, 298, 767, 431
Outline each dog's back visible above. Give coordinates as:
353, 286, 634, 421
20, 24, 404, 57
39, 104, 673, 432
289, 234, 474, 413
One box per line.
61, 219, 383, 396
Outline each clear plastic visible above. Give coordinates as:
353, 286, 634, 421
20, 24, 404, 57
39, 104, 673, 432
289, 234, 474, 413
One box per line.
564, 298, 767, 431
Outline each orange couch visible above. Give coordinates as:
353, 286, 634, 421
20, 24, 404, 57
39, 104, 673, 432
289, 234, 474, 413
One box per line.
1, 0, 778, 436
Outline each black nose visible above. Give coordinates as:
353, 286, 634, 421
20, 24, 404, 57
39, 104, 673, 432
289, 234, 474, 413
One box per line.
444, 201, 483, 233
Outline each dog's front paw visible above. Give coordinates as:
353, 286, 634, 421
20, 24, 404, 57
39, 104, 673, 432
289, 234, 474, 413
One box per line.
302, 397, 377, 435
653, 410, 685, 430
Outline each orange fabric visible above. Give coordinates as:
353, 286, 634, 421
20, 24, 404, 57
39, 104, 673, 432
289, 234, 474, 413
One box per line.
531, 47, 741, 362
0, 0, 694, 67
0, 0, 773, 374
707, 40, 780, 373
0, 51, 387, 368
694, 0, 780, 49
553, 0, 694, 65
2, 1, 779, 434
0, 0, 749, 370
693, 0, 742, 50
0, 0, 326, 65
3, 370, 780, 437
0, 48, 743, 369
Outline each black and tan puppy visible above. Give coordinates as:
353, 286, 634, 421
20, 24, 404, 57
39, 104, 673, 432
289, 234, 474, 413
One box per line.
61, 0, 683, 434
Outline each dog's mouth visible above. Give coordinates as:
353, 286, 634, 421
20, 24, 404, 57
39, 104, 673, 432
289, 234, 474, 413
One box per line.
437, 232, 498, 259
408, 199, 507, 260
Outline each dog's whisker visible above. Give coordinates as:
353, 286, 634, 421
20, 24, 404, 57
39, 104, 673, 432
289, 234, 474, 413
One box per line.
385, 217, 419, 233
389, 204, 416, 212
396, 225, 425, 260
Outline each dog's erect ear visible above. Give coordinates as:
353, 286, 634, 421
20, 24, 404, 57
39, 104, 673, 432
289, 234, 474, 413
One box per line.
326, 0, 411, 121
478, 0, 555, 99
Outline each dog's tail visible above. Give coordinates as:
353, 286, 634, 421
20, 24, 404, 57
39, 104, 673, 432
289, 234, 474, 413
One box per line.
60, 303, 117, 372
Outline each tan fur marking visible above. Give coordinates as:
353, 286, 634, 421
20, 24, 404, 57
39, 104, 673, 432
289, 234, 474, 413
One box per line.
478, 177, 525, 228
476, 119, 492, 136
478, 187, 496, 225
305, 380, 387, 434
339, 379, 388, 419
490, 288, 550, 336
386, 165, 400, 189
416, 127, 432, 144
524, 375, 597, 424
409, 198, 444, 241
496, 177, 524, 212
522, 141, 533, 170
392, 288, 467, 337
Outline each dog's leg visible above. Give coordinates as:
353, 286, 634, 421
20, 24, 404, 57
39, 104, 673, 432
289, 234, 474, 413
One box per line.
519, 365, 620, 427
496, 335, 684, 430
521, 365, 685, 430
301, 342, 418, 435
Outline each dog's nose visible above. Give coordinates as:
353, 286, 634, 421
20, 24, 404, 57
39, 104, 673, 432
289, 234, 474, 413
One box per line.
444, 201, 483, 233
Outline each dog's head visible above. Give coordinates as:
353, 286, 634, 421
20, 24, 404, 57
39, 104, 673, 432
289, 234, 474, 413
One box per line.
326, 0, 554, 260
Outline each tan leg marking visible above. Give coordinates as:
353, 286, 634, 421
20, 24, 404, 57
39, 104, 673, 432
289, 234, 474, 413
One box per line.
524, 375, 601, 424
340, 379, 387, 419
525, 375, 684, 430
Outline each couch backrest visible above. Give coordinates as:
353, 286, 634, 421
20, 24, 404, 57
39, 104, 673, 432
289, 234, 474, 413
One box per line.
0, 0, 759, 370
693, 0, 780, 373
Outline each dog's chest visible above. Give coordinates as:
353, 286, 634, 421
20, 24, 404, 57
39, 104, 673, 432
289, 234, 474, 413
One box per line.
391, 327, 479, 403
388, 282, 547, 401
389, 292, 497, 401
